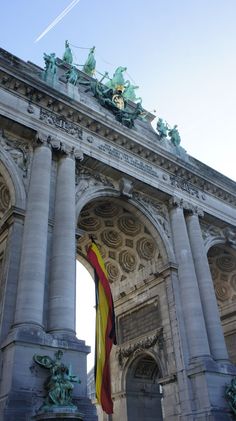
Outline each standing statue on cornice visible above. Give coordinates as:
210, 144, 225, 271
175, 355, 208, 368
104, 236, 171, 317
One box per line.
62, 40, 73, 65
65, 65, 79, 85
83, 46, 96, 76
156, 118, 169, 139
123, 81, 142, 103
43, 53, 57, 75
168, 124, 181, 146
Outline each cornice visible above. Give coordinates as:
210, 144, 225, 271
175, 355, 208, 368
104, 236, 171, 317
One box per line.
1, 64, 236, 208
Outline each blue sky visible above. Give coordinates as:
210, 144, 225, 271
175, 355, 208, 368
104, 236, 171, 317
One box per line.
1, 0, 236, 370
1, 1, 236, 180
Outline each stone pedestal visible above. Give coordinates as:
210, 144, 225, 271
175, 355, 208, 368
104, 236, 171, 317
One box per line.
0, 327, 97, 421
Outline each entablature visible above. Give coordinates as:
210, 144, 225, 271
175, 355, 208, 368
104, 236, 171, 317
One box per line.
1, 51, 236, 214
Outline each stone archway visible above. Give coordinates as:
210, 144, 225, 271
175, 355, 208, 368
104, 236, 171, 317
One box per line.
77, 196, 173, 419
208, 243, 236, 363
126, 354, 163, 421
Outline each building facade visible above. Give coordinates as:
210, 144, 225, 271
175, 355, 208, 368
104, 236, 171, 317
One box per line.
0, 47, 236, 420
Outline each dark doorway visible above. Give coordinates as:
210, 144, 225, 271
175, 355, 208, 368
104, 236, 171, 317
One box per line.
126, 354, 163, 421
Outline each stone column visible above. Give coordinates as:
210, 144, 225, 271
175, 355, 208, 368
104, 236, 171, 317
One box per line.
186, 209, 228, 361
169, 198, 210, 360
14, 135, 52, 327
48, 146, 81, 336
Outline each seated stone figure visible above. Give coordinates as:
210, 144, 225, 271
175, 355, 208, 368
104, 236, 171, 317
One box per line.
34, 350, 79, 410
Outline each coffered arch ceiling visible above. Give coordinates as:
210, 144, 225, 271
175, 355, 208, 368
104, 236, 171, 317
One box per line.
208, 244, 236, 305
208, 244, 236, 363
77, 198, 167, 295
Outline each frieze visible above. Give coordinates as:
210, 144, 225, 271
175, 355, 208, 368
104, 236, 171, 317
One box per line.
133, 191, 170, 238
117, 328, 163, 367
40, 108, 83, 139
98, 143, 159, 179
170, 175, 202, 199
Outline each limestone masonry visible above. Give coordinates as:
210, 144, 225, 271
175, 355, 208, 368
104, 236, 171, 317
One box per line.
0, 48, 236, 420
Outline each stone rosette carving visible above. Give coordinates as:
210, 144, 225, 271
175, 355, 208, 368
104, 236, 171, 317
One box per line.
118, 215, 141, 236
216, 255, 236, 272
209, 246, 236, 305
117, 329, 164, 367
79, 216, 101, 231
214, 281, 231, 302
94, 202, 119, 218
119, 249, 137, 272
101, 229, 123, 249
137, 237, 156, 260
106, 261, 120, 283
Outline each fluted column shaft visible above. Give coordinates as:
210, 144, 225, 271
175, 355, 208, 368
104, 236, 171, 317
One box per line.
169, 202, 210, 360
186, 211, 228, 361
48, 152, 76, 335
14, 140, 51, 327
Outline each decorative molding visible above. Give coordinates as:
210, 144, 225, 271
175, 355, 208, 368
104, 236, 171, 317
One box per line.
170, 175, 201, 199
39, 108, 83, 139
117, 328, 164, 367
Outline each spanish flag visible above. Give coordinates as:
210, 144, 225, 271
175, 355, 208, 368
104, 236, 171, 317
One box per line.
87, 242, 116, 414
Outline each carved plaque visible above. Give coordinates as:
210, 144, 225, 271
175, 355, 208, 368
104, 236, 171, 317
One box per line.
118, 302, 161, 343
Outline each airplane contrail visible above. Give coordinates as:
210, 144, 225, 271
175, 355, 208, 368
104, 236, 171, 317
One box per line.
35, 0, 81, 43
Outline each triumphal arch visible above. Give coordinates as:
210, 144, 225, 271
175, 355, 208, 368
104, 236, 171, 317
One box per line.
0, 46, 236, 420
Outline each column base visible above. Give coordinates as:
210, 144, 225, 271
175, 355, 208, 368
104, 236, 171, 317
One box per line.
187, 357, 236, 420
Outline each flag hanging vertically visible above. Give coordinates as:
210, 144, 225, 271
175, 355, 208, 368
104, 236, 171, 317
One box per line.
87, 241, 116, 415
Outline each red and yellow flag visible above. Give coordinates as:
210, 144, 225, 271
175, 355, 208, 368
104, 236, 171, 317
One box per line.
87, 242, 116, 415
